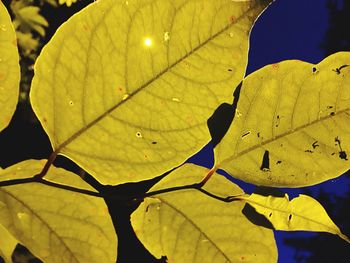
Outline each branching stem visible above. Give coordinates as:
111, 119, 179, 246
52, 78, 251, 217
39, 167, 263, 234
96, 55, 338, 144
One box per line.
36, 151, 58, 179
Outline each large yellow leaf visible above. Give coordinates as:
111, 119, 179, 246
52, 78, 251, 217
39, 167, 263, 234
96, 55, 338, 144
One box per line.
0, 223, 17, 263
215, 52, 350, 187
131, 163, 277, 262
242, 193, 350, 243
30, 0, 272, 184
0, 1, 20, 132
0, 160, 117, 263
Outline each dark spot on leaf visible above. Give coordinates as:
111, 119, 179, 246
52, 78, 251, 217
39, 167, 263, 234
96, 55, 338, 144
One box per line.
312, 141, 319, 149
335, 136, 341, 145
242, 204, 275, 230
151, 141, 157, 145
207, 81, 242, 148
275, 115, 280, 127
146, 205, 149, 212
242, 131, 251, 138
269, 212, 272, 217
312, 67, 317, 73
276, 160, 282, 164
260, 150, 270, 171
331, 152, 336, 155
339, 151, 348, 161
327, 105, 333, 109
305, 150, 313, 153
333, 64, 349, 74
330, 112, 336, 116
288, 214, 292, 220
228, 68, 233, 72
257, 132, 260, 138
335, 136, 348, 160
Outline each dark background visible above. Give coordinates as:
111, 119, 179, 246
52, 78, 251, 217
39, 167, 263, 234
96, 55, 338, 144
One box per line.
1, 0, 350, 262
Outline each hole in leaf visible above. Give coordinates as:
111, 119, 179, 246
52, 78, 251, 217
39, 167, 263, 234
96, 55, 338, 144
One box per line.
260, 150, 270, 171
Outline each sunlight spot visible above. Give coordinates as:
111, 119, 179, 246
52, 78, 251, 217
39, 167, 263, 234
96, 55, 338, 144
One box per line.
172, 97, 180, 102
144, 37, 153, 47
122, 93, 129, 100
0, 24, 6, 31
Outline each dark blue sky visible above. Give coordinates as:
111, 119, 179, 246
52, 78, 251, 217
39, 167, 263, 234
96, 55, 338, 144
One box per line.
189, 0, 350, 262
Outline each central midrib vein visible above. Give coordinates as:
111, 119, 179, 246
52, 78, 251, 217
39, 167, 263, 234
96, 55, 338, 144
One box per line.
55, 3, 259, 153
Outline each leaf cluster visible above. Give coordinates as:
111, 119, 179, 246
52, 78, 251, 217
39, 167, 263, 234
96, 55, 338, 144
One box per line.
0, 0, 349, 262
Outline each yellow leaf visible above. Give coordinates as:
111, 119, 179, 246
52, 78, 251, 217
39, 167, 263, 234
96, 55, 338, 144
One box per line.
242, 193, 350, 243
30, 0, 273, 184
131, 163, 277, 262
0, 223, 18, 263
215, 52, 350, 187
0, 1, 20, 132
0, 160, 117, 263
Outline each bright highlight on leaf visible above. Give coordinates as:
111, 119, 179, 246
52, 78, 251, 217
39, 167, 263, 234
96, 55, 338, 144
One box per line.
0, 1, 20, 132
144, 37, 152, 47
0, 160, 117, 263
242, 193, 350, 243
215, 52, 350, 187
131, 163, 277, 262
30, 0, 273, 185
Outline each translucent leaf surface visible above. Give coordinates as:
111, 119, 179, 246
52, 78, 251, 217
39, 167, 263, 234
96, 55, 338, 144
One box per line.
0, 160, 117, 263
131, 163, 277, 262
30, 0, 272, 184
216, 52, 350, 187
242, 193, 350, 243
0, 1, 20, 132
0, 223, 17, 263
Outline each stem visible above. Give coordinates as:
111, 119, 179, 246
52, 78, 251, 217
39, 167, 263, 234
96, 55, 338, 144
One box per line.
143, 183, 200, 198
40, 179, 102, 197
0, 169, 242, 203
198, 167, 217, 186
36, 151, 58, 179
0, 177, 37, 187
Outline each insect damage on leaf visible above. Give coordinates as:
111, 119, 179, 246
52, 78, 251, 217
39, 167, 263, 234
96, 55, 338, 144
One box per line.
260, 150, 270, 172
335, 136, 348, 161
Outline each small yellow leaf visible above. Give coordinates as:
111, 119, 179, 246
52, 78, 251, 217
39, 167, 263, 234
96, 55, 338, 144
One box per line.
242, 193, 350, 243
216, 52, 350, 187
131, 163, 277, 262
30, 0, 273, 184
0, 1, 20, 132
0, 160, 117, 263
